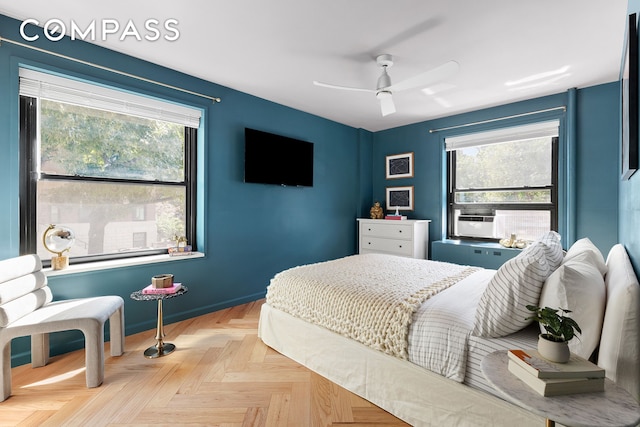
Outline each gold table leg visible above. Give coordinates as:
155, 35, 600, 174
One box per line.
144, 298, 176, 358
545, 419, 555, 427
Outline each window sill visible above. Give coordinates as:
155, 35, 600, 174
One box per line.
44, 252, 205, 277
439, 239, 523, 250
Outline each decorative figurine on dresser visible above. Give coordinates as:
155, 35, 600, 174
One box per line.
369, 201, 384, 219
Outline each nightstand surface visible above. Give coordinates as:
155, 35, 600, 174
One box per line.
482, 351, 640, 427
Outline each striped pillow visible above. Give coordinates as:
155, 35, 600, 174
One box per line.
537, 231, 564, 271
472, 233, 562, 337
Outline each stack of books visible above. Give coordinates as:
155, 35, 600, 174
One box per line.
507, 349, 605, 397
168, 245, 193, 256
142, 283, 183, 294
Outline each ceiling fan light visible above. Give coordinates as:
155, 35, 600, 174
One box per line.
379, 96, 396, 116
376, 90, 392, 100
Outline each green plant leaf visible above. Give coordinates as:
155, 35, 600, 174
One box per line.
524, 305, 581, 342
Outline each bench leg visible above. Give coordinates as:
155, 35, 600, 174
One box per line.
83, 320, 105, 388
109, 304, 125, 357
1, 340, 11, 402
31, 333, 49, 368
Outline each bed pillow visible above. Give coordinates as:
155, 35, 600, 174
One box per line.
473, 241, 553, 337
536, 230, 564, 271
562, 237, 607, 275
538, 250, 606, 359
597, 244, 640, 400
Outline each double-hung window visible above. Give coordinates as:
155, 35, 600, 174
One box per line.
19, 68, 200, 266
446, 120, 559, 242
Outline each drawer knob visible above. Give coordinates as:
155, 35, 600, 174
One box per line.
399, 245, 403, 248
398, 230, 402, 233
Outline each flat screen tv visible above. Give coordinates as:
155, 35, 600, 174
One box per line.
244, 128, 314, 187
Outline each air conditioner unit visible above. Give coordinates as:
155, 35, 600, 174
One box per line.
456, 215, 496, 238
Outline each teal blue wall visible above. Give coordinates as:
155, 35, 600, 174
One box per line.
371, 85, 620, 256
0, 11, 629, 366
0, 15, 365, 366
574, 83, 621, 250
623, 0, 640, 272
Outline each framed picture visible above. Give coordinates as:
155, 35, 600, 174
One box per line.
386, 152, 414, 179
622, 13, 638, 180
386, 186, 414, 211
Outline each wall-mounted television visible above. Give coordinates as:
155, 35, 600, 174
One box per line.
244, 128, 314, 187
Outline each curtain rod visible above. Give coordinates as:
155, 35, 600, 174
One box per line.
0, 35, 221, 104
429, 106, 566, 134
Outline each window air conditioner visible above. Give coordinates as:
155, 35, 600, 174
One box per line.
456, 215, 496, 238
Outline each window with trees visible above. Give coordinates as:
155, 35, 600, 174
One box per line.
446, 120, 559, 242
19, 68, 200, 266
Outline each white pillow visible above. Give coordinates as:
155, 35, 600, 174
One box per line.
538, 250, 606, 359
472, 240, 552, 337
563, 237, 607, 275
597, 244, 640, 401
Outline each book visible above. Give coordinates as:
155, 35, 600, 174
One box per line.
507, 349, 605, 379
169, 246, 193, 256
142, 283, 183, 294
508, 359, 604, 396
385, 215, 407, 220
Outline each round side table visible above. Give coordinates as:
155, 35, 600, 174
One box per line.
130, 286, 188, 358
482, 351, 640, 427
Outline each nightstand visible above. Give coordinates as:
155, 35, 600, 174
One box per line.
482, 351, 640, 427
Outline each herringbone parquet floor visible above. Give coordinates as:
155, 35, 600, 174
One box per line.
2, 299, 410, 427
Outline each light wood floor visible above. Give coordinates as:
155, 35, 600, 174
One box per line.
2, 299, 410, 427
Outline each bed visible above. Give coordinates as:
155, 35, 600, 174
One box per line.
258, 232, 640, 426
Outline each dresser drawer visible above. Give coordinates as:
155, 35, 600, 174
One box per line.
360, 222, 413, 240
359, 236, 414, 256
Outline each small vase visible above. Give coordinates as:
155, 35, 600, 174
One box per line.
537, 334, 570, 363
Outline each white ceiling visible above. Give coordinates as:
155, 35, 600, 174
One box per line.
0, 0, 630, 132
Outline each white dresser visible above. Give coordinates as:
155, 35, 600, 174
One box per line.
357, 218, 430, 259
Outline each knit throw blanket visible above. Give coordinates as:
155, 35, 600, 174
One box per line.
265, 253, 479, 359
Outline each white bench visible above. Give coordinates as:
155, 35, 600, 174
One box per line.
0, 255, 124, 401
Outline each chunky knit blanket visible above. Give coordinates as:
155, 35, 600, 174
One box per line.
265, 253, 479, 359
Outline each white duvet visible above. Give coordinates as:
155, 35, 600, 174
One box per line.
408, 268, 494, 382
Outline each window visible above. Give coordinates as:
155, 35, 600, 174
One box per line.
446, 120, 559, 242
134, 206, 146, 221
19, 68, 200, 266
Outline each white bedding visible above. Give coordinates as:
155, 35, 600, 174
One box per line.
259, 244, 640, 426
266, 253, 479, 360
267, 254, 536, 386
407, 267, 539, 386
407, 268, 492, 381
259, 302, 544, 426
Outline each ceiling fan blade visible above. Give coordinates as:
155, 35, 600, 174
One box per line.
379, 96, 396, 116
313, 80, 374, 93
389, 60, 459, 92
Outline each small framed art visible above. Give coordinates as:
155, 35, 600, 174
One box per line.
622, 13, 639, 180
386, 186, 414, 211
386, 152, 414, 179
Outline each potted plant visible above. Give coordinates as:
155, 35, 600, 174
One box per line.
525, 305, 581, 363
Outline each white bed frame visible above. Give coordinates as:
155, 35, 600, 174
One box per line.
258, 244, 640, 426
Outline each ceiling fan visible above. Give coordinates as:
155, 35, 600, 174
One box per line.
313, 54, 459, 117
